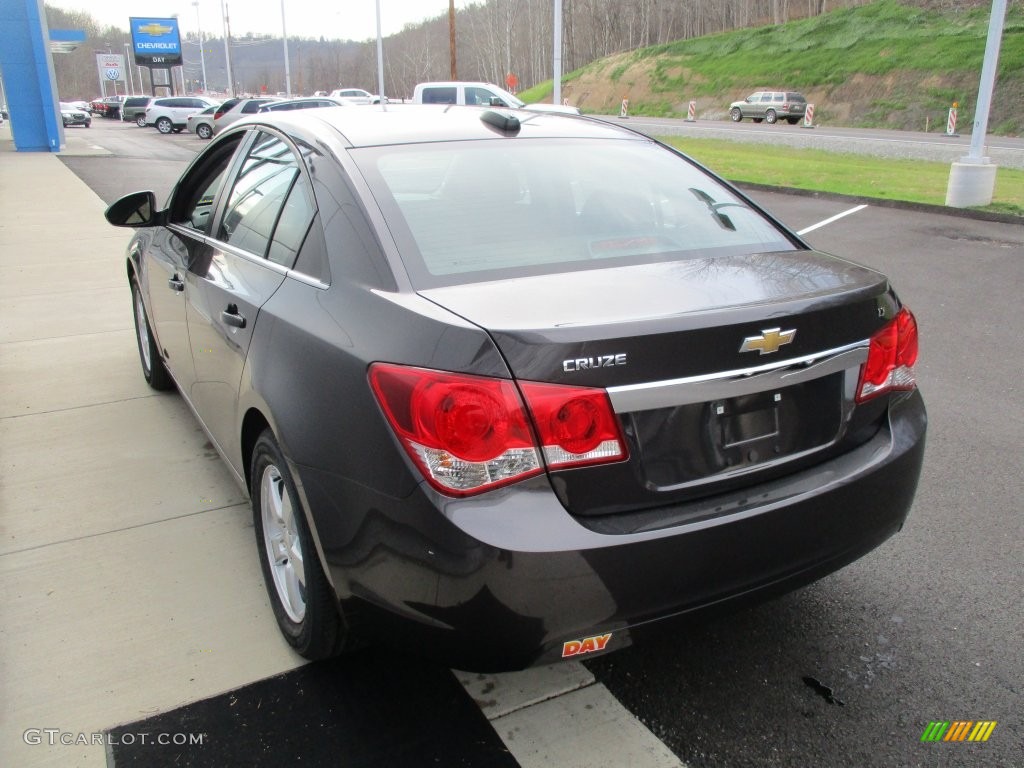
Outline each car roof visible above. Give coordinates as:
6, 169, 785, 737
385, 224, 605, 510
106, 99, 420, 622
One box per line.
225, 103, 639, 149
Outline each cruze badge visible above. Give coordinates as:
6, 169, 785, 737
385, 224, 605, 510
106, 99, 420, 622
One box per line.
740, 328, 796, 355
563, 353, 627, 372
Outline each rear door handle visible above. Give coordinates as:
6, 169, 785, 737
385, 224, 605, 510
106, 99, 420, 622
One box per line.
221, 305, 246, 329
167, 275, 185, 292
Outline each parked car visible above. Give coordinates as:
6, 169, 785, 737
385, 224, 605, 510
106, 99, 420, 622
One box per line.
729, 91, 807, 124
212, 97, 279, 134
257, 97, 349, 113
99, 95, 125, 119
412, 81, 581, 115
186, 105, 218, 139
145, 96, 218, 134
104, 105, 925, 672
328, 87, 380, 104
59, 102, 91, 128
121, 96, 154, 127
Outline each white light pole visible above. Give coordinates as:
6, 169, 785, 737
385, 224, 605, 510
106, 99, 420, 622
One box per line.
193, 1, 209, 94
375, 0, 385, 104
946, 0, 1008, 208
221, 0, 234, 96
280, 0, 292, 96
553, 0, 562, 106
124, 43, 136, 95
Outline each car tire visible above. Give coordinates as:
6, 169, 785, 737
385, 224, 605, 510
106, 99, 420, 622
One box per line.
130, 276, 174, 391
765, 109, 778, 124
752, 117, 764, 123
172, 126, 184, 133
787, 117, 800, 125
85, 120, 91, 128
136, 114, 146, 127
197, 123, 213, 140
251, 429, 348, 660
156, 117, 173, 134
730, 107, 742, 122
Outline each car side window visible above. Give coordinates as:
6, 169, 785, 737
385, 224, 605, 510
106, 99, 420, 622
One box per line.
218, 132, 302, 260
772, 93, 784, 102
422, 87, 456, 105
466, 87, 501, 106
267, 167, 316, 268
760, 94, 773, 103
170, 134, 246, 233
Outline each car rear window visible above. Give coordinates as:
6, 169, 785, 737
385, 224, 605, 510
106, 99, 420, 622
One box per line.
353, 138, 794, 289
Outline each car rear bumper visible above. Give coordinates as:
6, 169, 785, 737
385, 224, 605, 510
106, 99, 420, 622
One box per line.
302, 390, 926, 671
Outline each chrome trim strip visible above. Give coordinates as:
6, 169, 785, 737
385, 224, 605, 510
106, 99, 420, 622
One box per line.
166, 224, 329, 289
607, 340, 869, 413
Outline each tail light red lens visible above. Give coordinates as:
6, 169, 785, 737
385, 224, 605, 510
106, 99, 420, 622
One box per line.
857, 307, 919, 402
518, 381, 627, 469
369, 364, 627, 496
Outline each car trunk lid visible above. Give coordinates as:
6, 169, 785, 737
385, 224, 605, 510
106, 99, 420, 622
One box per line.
418, 250, 897, 517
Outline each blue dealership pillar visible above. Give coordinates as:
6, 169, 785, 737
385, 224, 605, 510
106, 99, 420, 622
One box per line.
0, 0, 62, 151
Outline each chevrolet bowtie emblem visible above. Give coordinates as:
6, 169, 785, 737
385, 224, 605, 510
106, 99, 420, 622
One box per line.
138, 23, 173, 36
739, 328, 796, 355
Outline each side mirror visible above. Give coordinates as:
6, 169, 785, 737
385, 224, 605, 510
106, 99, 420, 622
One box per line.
105, 191, 161, 227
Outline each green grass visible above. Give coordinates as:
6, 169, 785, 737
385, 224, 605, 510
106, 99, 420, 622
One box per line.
644, 0, 1024, 91
534, 0, 1024, 131
659, 136, 1024, 216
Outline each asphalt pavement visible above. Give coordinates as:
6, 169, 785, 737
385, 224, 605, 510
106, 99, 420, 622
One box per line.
1, 118, 1021, 768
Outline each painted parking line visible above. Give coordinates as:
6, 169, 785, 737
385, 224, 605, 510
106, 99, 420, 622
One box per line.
796, 204, 868, 235
459, 663, 686, 768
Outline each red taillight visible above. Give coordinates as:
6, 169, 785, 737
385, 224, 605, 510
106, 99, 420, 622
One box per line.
518, 381, 627, 469
857, 307, 919, 402
369, 364, 627, 496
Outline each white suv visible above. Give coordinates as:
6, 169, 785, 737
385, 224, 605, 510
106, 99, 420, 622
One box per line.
145, 97, 218, 134
329, 88, 380, 104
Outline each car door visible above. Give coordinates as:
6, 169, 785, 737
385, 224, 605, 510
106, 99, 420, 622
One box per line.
141, 137, 244, 394
185, 129, 310, 470
741, 92, 761, 118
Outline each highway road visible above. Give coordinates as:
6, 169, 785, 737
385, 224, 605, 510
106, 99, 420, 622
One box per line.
603, 113, 1024, 170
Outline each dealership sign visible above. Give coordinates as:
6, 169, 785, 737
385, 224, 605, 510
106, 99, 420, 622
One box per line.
129, 16, 182, 66
95, 53, 125, 82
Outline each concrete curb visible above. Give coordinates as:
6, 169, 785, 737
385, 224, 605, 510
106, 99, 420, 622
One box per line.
733, 181, 1023, 225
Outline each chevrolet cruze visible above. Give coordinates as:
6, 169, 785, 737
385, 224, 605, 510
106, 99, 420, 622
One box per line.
105, 104, 926, 671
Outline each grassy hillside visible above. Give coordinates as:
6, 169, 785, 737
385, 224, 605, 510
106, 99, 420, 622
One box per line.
521, 0, 1024, 134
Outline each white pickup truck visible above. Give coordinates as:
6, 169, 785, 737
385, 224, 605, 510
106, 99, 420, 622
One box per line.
411, 81, 580, 115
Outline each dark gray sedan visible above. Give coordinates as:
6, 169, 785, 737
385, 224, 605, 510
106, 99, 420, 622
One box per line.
105, 105, 926, 671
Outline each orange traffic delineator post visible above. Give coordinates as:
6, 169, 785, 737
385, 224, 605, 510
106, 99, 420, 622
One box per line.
620, 98, 629, 119
803, 103, 816, 128
946, 102, 959, 137
685, 100, 696, 122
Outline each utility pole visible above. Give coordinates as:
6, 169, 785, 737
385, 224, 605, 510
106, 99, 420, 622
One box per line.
449, 0, 457, 80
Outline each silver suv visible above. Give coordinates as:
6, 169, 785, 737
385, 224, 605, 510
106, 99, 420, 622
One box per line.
145, 96, 217, 134
729, 91, 807, 124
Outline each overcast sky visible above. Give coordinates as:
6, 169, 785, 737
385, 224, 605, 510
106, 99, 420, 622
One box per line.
48, 1, 461, 43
